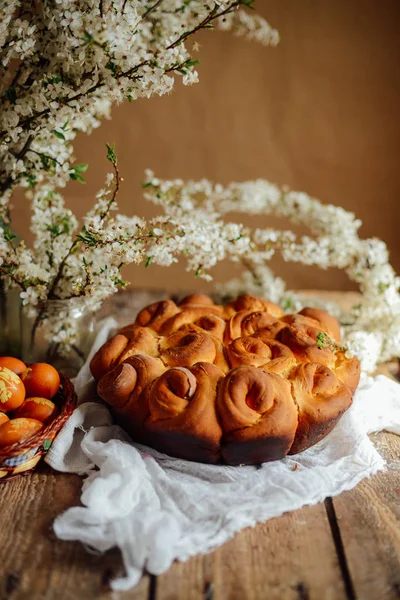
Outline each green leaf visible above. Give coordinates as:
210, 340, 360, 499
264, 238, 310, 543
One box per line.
144, 256, 153, 268
141, 181, 154, 188
4, 87, 16, 104
46, 75, 62, 86
3, 226, 16, 242
24, 172, 37, 188
40, 154, 50, 170
378, 282, 390, 293
106, 143, 117, 165
105, 61, 118, 75
69, 173, 86, 183
78, 227, 98, 247
177, 0, 191, 12
43, 439, 52, 451
112, 277, 128, 287
46, 215, 71, 238
70, 172, 86, 183
69, 163, 88, 184
316, 332, 327, 349
52, 129, 66, 141
185, 58, 200, 68
283, 299, 293, 312
83, 30, 94, 44
73, 163, 88, 173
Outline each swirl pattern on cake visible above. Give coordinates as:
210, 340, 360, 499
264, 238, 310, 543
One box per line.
90, 293, 360, 465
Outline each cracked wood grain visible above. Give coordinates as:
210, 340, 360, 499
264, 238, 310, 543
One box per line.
0, 465, 149, 600
330, 432, 400, 600
154, 504, 347, 600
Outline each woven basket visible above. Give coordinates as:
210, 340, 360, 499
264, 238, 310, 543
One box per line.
0, 373, 77, 482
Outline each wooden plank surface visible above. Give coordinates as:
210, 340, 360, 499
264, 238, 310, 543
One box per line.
155, 504, 347, 600
0, 466, 149, 600
0, 290, 399, 600
331, 432, 400, 600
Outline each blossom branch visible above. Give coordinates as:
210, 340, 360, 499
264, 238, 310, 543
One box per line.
0, 2, 281, 356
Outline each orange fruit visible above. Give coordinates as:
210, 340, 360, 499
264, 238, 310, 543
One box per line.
0, 356, 27, 376
14, 397, 57, 424
21, 363, 60, 399
0, 418, 43, 447
0, 412, 9, 426
0, 366, 26, 412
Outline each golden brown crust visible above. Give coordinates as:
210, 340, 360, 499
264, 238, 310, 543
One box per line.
333, 351, 361, 394
180, 315, 226, 341
90, 334, 130, 382
226, 336, 296, 376
210, 337, 230, 374
298, 307, 341, 341
97, 354, 165, 413
217, 366, 298, 465
92, 292, 360, 465
288, 363, 353, 454
159, 330, 217, 367
224, 310, 278, 344
118, 327, 159, 362
178, 293, 217, 307
160, 306, 224, 336
144, 362, 224, 463
136, 299, 180, 332
97, 354, 166, 443
224, 294, 284, 319
252, 320, 288, 341
281, 313, 321, 334
279, 324, 336, 369
90, 327, 159, 382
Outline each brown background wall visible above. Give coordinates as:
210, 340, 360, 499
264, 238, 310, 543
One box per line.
15, 0, 400, 292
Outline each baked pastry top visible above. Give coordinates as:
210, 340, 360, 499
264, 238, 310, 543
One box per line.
90, 293, 360, 465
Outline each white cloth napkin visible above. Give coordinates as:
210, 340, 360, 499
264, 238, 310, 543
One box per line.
45, 320, 400, 591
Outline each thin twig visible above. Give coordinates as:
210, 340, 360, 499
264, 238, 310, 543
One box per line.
48, 158, 120, 300
26, 149, 64, 166
241, 258, 263, 287
47, 240, 80, 301
0, 1, 245, 200
0, 134, 33, 195
10, 62, 24, 89
0, 267, 27, 291
99, 160, 121, 221
167, 1, 241, 49
0, 1, 243, 143
140, 0, 165, 21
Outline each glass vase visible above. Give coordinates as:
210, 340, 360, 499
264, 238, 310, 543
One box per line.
0, 284, 24, 356
0, 286, 97, 378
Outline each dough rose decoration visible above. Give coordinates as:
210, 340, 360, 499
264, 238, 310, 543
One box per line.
145, 363, 224, 463
288, 363, 353, 454
217, 366, 297, 465
91, 293, 361, 465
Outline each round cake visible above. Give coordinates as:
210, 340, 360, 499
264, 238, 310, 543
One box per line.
90, 293, 360, 465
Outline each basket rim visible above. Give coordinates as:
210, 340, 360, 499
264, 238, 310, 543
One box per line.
0, 372, 77, 459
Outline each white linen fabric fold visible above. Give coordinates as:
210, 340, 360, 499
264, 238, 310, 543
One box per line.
46, 320, 400, 591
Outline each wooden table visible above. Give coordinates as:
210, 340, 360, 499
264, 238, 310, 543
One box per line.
0, 291, 399, 600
